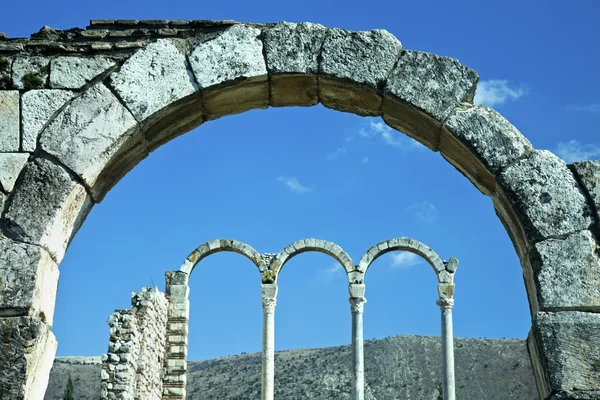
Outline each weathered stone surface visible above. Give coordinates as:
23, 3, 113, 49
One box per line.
531, 230, 600, 310
0, 91, 20, 152
0, 192, 5, 213
532, 311, 600, 394
383, 51, 478, 150
0, 56, 11, 89
12, 57, 49, 90
50, 56, 116, 89
0, 316, 57, 400
39, 83, 141, 189
319, 28, 402, 116
571, 161, 600, 218
264, 22, 326, 107
109, 39, 197, 123
0, 237, 58, 325
3, 158, 92, 262
188, 24, 267, 119
21, 90, 74, 152
550, 391, 600, 399
0, 153, 28, 192
497, 150, 593, 244
440, 105, 533, 194
264, 22, 326, 75
189, 24, 266, 88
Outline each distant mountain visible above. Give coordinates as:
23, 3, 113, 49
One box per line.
45, 335, 538, 399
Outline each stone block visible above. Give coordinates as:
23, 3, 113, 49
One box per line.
0, 153, 28, 192
0, 316, 57, 400
109, 39, 198, 128
188, 24, 268, 119
264, 22, 326, 107
50, 56, 116, 89
12, 57, 49, 90
39, 83, 142, 193
441, 105, 533, 195
0, 90, 19, 152
530, 230, 600, 311
0, 56, 11, 89
3, 158, 92, 263
383, 51, 478, 150
21, 90, 74, 152
530, 311, 600, 396
497, 150, 593, 245
0, 238, 59, 326
549, 391, 600, 399
571, 161, 600, 219
319, 28, 401, 116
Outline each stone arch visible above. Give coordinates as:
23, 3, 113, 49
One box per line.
179, 238, 266, 275
270, 238, 354, 278
0, 19, 598, 399
356, 238, 458, 283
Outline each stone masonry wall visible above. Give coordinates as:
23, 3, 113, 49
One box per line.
101, 287, 168, 400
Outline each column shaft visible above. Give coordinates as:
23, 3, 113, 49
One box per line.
349, 283, 366, 400
440, 305, 455, 400
261, 284, 277, 400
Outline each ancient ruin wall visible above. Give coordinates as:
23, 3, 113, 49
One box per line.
101, 287, 168, 400
0, 19, 599, 399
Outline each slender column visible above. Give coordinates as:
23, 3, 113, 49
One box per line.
437, 297, 455, 400
349, 284, 366, 400
261, 283, 278, 400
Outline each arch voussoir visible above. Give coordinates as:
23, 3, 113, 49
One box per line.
273, 238, 354, 276
264, 21, 327, 107
318, 28, 402, 117
382, 50, 479, 151
441, 104, 533, 195
180, 238, 264, 275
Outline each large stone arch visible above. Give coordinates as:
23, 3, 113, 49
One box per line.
0, 19, 599, 399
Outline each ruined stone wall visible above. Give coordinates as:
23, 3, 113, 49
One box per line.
101, 287, 168, 400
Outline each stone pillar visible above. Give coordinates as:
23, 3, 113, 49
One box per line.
349, 283, 366, 400
437, 294, 456, 400
261, 283, 278, 400
163, 271, 190, 400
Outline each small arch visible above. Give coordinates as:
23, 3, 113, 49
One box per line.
357, 238, 446, 275
180, 239, 265, 274
271, 238, 354, 277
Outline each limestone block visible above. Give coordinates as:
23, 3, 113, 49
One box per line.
441, 105, 533, 195
109, 39, 197, 124
3, 158, 92, 263
0, 153, 28, 192
21, 90, 74, 152
188, 24, 268, 119
531, 311, 600, 395
264, 22, 327, 107
39, 83, 141, 192
531, 230, 600, 310
0, 238, 58, 326
50, 56, 116, 89
383, 51, 478, 150
0, 316, 57, 400
12, 57, 49, 90
319, 28, 401, 116
571, 161, 600, 217
549, 391, 600, 399
497, 150, 593, 245
0, 91, 20, 152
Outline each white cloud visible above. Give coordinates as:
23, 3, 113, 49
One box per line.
407, 201, 437, 223
277, 176, 312, 193
566, 103, 600, 114
555, 140, 600, 164
364, 120, 424, 149
474, 80, 528, 107
362, 156, 369, 164
326, 147, 347, 161
389, 252, 422, 269
315, 262, 343, 282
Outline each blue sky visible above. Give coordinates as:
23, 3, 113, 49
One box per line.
2, 1, 600, 361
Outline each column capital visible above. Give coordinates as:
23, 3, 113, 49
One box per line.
349, 296, 367, 314
436, 298, 454, 309
261, 283, 278, 313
